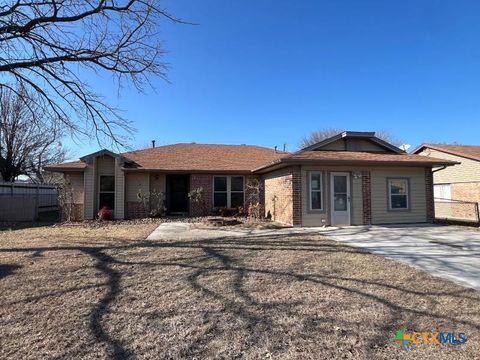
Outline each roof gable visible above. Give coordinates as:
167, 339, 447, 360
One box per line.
301, 131, 404, 154
412, 144, 480, 162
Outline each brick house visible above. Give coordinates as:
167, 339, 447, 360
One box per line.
413, 144, 480, 220
46, 131, 456, 226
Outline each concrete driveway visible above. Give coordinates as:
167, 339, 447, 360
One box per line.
147, 222, 480, 291
321, 224, 480, 291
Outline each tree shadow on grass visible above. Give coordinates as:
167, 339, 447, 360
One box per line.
0, 264, 21, 279
1, 232, 480, 358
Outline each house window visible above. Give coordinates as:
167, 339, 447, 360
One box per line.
388, 178, 409, 210
213, 176, 244, 208
434, 184, 451, 202
99, 175, 115, 210
309, 172, 323, 210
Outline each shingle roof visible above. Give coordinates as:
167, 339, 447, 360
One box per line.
413, 144, 480, 162
253, 151, 458, 172
44, 160, 87, 171
121, 143, 286, 172
45, 143, 458, 173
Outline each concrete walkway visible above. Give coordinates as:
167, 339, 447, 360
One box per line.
321, 224, 480, 291
147, 222, 480, 291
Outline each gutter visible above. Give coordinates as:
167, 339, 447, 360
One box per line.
253, 158, 459, 173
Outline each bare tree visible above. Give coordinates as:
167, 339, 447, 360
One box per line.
299, 127, 403, 149
0, 85, 67, 183
0, 1, 185, 146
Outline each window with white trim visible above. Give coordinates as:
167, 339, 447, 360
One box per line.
388, 178, 409, 210
309, 172, 323, 210
213, 176, 244, 208
434, 184, 451, 202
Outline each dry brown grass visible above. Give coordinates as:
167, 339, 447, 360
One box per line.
0, 222, 479, 359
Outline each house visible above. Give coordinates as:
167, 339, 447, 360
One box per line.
413, 143, 480, 220
45, 131, 456, 226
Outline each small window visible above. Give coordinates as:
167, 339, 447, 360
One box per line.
309, 172, 323, 210
434, 184, 451, 202
99, 175, 115, 210
388, 178, 409, 210
213, 176, 244, 208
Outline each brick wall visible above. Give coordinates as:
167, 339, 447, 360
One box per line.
264, 166, 301, 225
126, 201, 147, 219
190, 174, 213, 216
292, 166, 302, 226
425, 167, 435, 222
451, 182, 480, 220
361, 171, 372, 225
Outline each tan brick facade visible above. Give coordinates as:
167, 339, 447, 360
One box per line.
264, 166, 301, 225
451, 182, 480, 219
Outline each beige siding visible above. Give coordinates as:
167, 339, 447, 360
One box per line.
83, 158, 96, 220
370, 167, 426, 224
114, 158, 125, 219
125, 173, 150, 202
321, 139, 347, 151
97, 155, 115, 175
418, 148, 480, 183
318, 138, 387, 152
64, 172, 84, 204
150, 173, 166, 193
300, 166, 428, 226
301, 166, 363, 226
347, 139, 386, 152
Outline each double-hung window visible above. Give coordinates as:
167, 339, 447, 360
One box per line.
388, 178, 409, 210
213, 176, 244, 208
309, 172, 323, 210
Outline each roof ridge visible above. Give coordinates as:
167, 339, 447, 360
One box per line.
424, 143, 480, 147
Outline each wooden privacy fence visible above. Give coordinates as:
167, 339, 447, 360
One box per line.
0, 182, 58, 222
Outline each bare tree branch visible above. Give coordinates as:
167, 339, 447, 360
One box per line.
0, 84, 67, 183
0, 0, 186, 146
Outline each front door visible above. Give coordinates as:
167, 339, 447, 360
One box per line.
166, 175, 190, 214
330, 172, 351, 225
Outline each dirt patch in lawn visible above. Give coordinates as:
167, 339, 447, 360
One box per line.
0, 224, 479, 359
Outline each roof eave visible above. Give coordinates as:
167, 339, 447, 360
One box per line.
253, 158, 459, 173
121, 167, 254, 174
43, 166, 85, 172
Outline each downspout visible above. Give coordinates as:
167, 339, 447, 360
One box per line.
432, 165, 447, 173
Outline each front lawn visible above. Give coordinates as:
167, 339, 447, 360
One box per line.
0, 222, 479, 359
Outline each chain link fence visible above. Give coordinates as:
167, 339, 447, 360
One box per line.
434, 197, 480, 225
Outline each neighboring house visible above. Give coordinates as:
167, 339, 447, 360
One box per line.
413, 144, 480, 220
45, 131, 455, 226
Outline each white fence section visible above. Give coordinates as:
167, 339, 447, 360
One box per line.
0, 182, 58, 221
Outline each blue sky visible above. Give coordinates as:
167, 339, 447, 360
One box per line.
68, 0, 480, 158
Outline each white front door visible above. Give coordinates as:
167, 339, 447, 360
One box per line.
330, 172, 351, 225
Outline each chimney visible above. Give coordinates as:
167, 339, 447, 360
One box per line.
274, 146, 278, 153
152, 140, 156, 148
283, 143, 287, 152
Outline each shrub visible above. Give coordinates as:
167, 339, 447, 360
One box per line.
97, 206, 112, 220
137, 188, 166, 218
